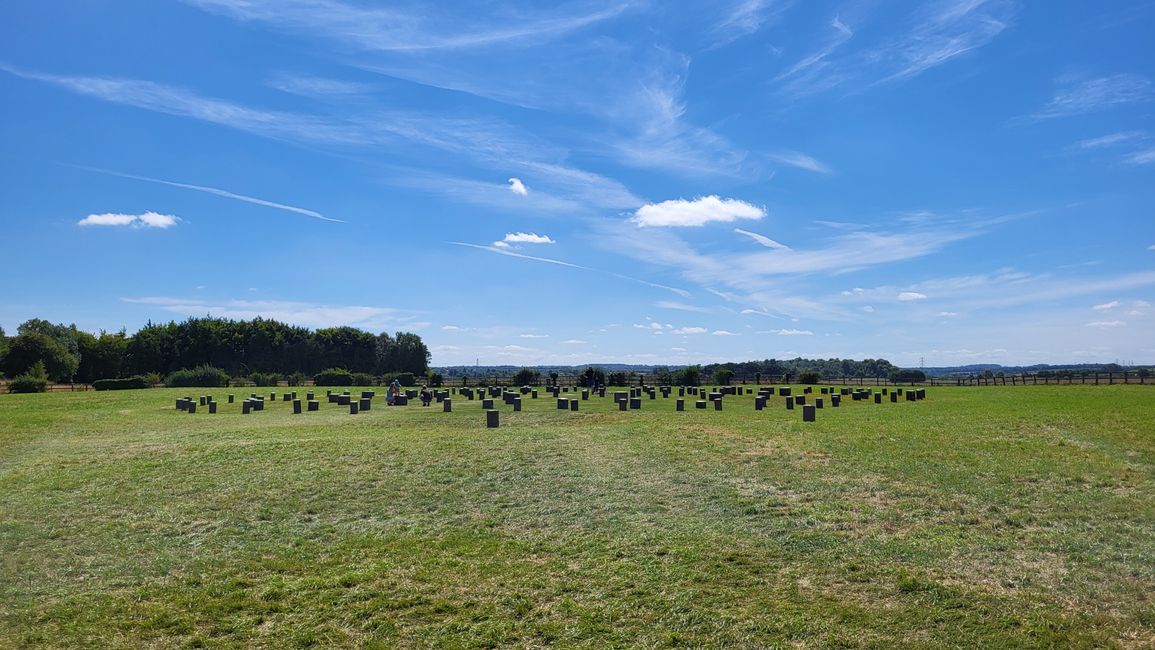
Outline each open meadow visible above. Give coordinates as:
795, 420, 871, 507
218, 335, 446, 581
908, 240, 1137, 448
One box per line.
1, 385, 1153, 648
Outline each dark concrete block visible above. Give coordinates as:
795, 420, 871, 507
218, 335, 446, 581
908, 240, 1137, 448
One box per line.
188, 402, 197, 414
228, 394, 235, 403
815, 398, 823, 409
209, 402, 217, 414
557, 398, 568, 409
483, 398, 495, 409
360, 398, 371, 411
349, 402, 359, 415
695, 400, 707, 409
619, 399, 628, 411
395, 395, 408, 406
676, 399, 685, 411
570, 400, 578, 411
513, 398, 522, 412
831, 395, 841, 407
786, 396, 795, 410
891, 392, 898, 403
755, 396, 765, 410
803, 405, 816, 422
443, 399, 452, 412
779, 387, 791, 397
242, 400, 251, 414
796, 395, 806, 405
486, 410, 499, 428
293, 400, 302, 414
308, 400, 319, 411
630, 398, 642, 409
713, 399, 722, 411
875, 393, 882, 404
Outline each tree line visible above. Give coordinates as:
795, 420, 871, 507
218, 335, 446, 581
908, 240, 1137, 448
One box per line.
0, 317, 430, 383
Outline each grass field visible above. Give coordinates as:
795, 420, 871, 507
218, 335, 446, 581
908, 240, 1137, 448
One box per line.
1, 385, 1153, 648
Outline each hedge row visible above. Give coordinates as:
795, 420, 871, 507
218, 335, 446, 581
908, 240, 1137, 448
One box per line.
93, 376, 149, 391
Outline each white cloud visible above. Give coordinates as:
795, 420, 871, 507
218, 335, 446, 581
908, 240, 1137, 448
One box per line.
502, 232, 554, 245
137, 212, 181, 228
761, 328, 813, 336
938, 311, 959, 317
672, 326, 708, 335
562, 339, 586, 344
863, 306, 875, 313
1149, 244, 1155, 251
898, 291, 928, 301
78, 211, 180, 229
734, 228, 790, 250
712, 330, 738, 336
1093, 300, 1120, 311
78, 213, 138, 227
508, 177, 528, 195
441, 325, 463, 331
1086, 320, 1126, 328
632, 195, 765, 227
1033, 73, 1152, 119
519, 333, 549, 339
671, 346, 687, 352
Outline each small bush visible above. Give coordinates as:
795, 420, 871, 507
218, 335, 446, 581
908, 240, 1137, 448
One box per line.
250, 372, 282, 387
314, 368, 354, 386
351, 372, 377, 386
287, 371, 307, 387
395, 372, 416, 387
165, 365, 230, 388
8, 360, 49, 393
428, 372, 443, 388
799, 371, 821, 385
512, 368, 540, 386
93, 376, 149, 391
142, 372, 163, 386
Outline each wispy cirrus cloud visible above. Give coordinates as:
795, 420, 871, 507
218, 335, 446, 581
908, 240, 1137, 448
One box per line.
711, 0, 792, 47
183, 0, 631, 52
776, 0, 1014, 98
121, 296, 422, 330
266, 72, 374, 98
1032, 73, 1152, 119
654, 301, 708, 313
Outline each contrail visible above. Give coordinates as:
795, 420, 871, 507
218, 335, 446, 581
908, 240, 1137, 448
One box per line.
69, 164, 345, 223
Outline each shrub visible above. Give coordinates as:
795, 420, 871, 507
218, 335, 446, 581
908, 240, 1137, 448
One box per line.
142, 372, 163, 386
395, 372, 416, 387
93, 376, 149, 391
889, 369, 926, 384
607, 371, 629, 386
287, 371, 307, 387
512, 368, 540, 386
799, 371, 821, 385
713, 368, 734, 386
250, 372, 282, 387
674, 366, 701, 387
428, 372, 443, 388
314, 368, 354, 386
166, 365, 230, 388
351, 372, 377, 386
8, 360, 49, 393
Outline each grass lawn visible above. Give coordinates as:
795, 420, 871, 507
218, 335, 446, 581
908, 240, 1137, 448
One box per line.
1, 385, 1153, 648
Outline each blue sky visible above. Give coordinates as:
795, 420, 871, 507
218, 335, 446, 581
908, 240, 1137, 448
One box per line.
2, 1, 1153, 367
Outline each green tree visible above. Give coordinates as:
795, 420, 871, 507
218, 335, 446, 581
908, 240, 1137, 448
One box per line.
713, 368, 735, 385
889, 369, 926, 384
3, 332, 80, 382
393, 332, 431, 375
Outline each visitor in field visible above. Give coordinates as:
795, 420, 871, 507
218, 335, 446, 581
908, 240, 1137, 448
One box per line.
419, 385, 432, 406
387, 379, 401, 405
